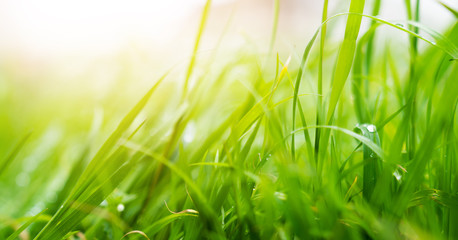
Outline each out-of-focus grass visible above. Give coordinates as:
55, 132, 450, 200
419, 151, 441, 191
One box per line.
1, 0, 458, 239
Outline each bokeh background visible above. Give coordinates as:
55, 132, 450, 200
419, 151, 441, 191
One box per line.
0, 0, 456, 158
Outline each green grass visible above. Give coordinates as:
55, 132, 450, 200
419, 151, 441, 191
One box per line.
1, 0, 458, 239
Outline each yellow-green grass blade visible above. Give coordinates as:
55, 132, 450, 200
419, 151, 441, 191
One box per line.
291, 30, 319, 160
319, 0, 366, 172
268, 0, 280, 53
183, 0, 212, 96
438, 1, 458, 18
315, 0, 329, 158
325, 0, 366, 125
232, 58, 289, 142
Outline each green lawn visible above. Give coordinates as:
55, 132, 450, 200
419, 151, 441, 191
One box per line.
1, 0, 458, 239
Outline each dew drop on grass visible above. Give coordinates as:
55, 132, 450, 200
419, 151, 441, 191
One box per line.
274, 192, 286, 200
117, 204, 125, 212
100, 200, 108, 207
366, 124, 376, 133
393, 170, 402, 182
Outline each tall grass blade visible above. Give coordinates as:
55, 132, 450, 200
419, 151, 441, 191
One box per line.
354, 124, 382, 202
183, 0, 212, 96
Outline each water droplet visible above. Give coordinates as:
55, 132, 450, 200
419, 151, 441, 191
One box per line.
274, 192, 286, 200
117, 204, 125, 212
395, 23, 404, 28
366, 125, 376, 133
393, 170, 402, 181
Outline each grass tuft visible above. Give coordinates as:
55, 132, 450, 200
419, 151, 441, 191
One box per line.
1, 0, 458, 239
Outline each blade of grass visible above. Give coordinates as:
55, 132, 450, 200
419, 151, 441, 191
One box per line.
314, 0, 329, 161
268, 0, 280, 54
325, 0, 366, 124
291, 30, 319, 161
354, 124, 382, 202
319, 0, 366, 176
437, 1, 458, 17
183, 0, 212, 97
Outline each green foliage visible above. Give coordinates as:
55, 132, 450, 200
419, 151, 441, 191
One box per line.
1, 0, 458, 239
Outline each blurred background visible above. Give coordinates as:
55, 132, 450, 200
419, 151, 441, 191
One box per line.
0, 0, 456, 149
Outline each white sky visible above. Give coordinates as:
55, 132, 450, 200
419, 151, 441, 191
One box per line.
0, 0, 455, 63
0, 0, 220, 57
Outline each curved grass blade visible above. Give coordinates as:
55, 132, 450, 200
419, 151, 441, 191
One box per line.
314, 12, 458, 65
290, 125, 384, 160
291, 30, 319, 160
359, 15, 458, 59
121, 230, 151, 240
